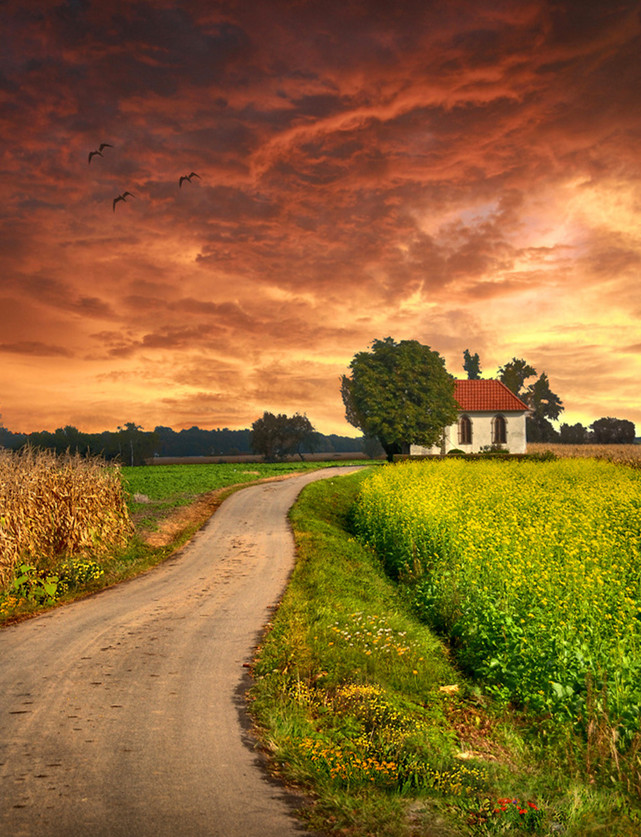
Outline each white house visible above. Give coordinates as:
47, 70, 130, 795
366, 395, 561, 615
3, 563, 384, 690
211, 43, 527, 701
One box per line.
410, 379, 530, 456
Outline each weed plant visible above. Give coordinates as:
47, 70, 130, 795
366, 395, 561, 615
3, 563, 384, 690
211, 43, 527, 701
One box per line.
249, 472, 636, 834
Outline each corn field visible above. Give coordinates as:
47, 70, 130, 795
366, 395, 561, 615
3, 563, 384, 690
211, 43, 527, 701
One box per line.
528, 442, 641, 467
0, 448, 133, 590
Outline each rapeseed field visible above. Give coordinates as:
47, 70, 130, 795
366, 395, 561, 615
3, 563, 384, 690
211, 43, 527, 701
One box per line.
352, 458, 641, 750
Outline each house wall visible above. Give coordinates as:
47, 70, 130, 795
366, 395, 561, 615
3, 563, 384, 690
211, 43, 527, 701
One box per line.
409, 411, 527, 455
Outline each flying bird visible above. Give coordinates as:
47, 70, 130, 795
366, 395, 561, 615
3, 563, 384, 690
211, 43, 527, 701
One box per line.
179, 172, 200, 188
88, 143, 114, 164
113, 191, 135, 212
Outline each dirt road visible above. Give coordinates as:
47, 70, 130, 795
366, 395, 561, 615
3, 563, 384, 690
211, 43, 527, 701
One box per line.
0, 466, 362, 836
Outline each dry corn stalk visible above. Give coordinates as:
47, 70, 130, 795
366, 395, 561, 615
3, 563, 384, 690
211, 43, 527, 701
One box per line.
0, 447, 133, 590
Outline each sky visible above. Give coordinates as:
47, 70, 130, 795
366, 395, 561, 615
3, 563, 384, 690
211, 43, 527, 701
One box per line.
1, 0, 640, 436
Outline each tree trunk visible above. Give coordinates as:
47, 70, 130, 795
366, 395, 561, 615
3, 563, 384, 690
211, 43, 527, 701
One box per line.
381, 439, 402, 463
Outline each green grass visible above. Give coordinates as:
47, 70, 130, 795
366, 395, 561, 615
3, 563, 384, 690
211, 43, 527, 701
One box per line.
248, 470, 641, 836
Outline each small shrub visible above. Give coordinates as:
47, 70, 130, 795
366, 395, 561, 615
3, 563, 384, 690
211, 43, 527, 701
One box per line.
57, 558, 105, 595
10, 562, 59, 604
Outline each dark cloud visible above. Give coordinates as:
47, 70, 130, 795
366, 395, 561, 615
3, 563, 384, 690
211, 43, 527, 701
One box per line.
6, 275, 116, 319
0, 341, 73, 357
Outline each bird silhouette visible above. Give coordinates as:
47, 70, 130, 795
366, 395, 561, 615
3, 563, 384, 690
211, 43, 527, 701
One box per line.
88, 143, 114, 164
179, 172, 200, 188
113, 191, 135, 212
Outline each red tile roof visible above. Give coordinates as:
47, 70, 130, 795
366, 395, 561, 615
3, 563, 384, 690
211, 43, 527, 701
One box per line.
454, 379, 529, 412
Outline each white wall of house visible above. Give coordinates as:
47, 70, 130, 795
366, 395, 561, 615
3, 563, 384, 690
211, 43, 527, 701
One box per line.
409, 411, 527, 456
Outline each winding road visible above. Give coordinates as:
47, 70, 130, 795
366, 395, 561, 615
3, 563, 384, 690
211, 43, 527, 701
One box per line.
0, 467, 361, 836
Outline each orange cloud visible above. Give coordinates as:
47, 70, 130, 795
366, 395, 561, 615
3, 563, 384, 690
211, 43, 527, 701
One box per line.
1, 0, 640, 434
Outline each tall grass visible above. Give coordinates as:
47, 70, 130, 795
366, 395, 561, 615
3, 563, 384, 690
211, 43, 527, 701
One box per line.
0, 447, 133, 589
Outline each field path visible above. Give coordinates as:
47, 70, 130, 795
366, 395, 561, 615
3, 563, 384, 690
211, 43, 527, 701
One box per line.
0, 466, 363, 837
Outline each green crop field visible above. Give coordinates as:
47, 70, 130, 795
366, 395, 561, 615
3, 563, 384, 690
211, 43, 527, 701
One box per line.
120, 460, 342, 504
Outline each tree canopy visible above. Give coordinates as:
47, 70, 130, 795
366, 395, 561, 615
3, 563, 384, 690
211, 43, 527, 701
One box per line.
462, 349, 482, 379
250, 412, 315, 461
590, 417, 636, 444
497, 357, 564, 442
497, 357, 537, 400
341, 337, 458, 461
0, 422, 366, 461
527, 372, 564, 422
559, 422, 590, 444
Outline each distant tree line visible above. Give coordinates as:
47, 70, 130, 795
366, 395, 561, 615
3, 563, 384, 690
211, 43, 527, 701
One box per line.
0, 423, 158, 466
558, 417, 636, 445
0, 420, 367, 465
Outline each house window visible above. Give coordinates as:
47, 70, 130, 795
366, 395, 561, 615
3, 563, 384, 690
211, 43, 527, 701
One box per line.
492, 414, 507, 445
458, 415, 472, 445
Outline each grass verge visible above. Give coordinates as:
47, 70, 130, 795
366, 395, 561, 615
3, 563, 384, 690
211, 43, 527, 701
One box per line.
248, 469, 641, 836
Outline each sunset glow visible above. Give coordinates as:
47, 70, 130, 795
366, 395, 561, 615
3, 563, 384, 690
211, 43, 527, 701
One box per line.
2, 0, 640, 435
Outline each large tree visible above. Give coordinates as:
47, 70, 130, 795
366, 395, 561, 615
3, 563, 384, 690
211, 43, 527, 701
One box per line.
341, 337, 458, 461
497, 358, 537, 400
117, 422, 158, 466
525, 372, 564, 442
590, 417, 636, 444
251, 412, 315, 461
498, 359, 563, 442
559, 422, 589, 444
527, 372, 564, 422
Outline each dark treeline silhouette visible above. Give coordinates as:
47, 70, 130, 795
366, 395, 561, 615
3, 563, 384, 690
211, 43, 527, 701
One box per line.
0, 423, 365, 465
538, 417, 637, 445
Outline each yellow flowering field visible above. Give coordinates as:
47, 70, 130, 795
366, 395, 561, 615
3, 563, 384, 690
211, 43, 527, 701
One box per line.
352, 458, 641, 745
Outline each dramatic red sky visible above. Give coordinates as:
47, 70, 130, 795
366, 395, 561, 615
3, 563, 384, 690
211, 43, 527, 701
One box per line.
2, 0, 640, 435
